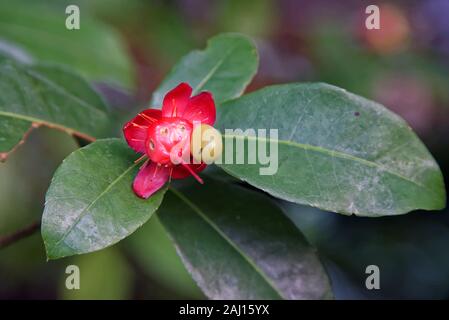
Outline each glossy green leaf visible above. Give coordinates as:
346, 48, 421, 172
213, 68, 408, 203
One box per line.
158, 177, 332, 299
42, 138, 166, 259
0, 116, 30, 154
0, 1, 132, 86
0, 41, 32, 154
31, 63, 110, 114
0, 61, 112, 149
217, 83, 446, 216
151, 33, 258, 106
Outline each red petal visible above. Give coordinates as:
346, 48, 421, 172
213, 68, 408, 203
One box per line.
162, 83, 192, 118
171, 163, 207, 179
132, 161, 169, 199
182, 92, 216, 126
123, 109, 161, 153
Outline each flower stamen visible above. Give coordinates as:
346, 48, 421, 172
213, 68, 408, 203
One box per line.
134, 154, 147, 164
181, 163, 204, 184
139, 113, 158, 122
139, 159, 149, 170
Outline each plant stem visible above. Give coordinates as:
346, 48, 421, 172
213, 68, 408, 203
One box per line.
0, 221, 41, 249
0, 123, 38, 162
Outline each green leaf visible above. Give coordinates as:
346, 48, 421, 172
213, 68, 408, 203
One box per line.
158, 177, 332, 299
217, 83, 446, 216
0, 61, 112, 148
0, 1, 132, 87
31, 63, 110, 114
0, 41, 32, 155
42, 138, 166, 259
0, 116, 30, 154
151, 33, 258, 106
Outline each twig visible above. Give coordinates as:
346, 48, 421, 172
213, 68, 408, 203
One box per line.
0, 221, 41, 249
0, 123, 39, 163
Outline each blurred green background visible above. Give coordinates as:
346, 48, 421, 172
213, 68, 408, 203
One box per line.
0, 0, 448, 299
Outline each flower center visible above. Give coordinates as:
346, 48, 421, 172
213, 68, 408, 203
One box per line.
146, 117, 193, 165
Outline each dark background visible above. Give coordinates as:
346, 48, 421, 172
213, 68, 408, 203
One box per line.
0, 0, 448, 299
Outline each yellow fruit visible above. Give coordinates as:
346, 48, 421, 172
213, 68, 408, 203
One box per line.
191, 124, 223, 164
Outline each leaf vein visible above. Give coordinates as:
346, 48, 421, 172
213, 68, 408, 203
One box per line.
169, 187, 286, 299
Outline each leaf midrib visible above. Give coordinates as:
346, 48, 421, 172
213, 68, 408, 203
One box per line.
192, 44, 237, 95
169, 187, 285, 299
0, 111, 95, 140
222, 134, 437, 196
0, 63, 109, 139
51, 161, 139, 249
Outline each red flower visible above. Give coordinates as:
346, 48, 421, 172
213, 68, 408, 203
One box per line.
123, 83, 216, 198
